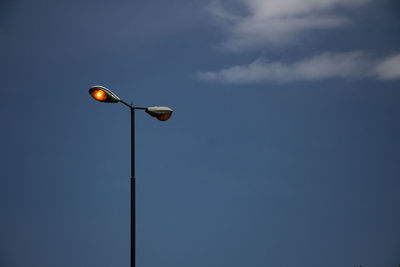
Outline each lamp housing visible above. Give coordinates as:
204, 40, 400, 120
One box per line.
145, 106, 173, 121
89, 85, 120, 103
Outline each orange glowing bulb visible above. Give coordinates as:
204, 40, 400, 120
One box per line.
92, 89, 107, 101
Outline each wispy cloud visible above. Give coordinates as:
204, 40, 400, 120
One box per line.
375, 53, 400, 81
208, 0, 371, 51
200, 0, 400, 84
197, 51, 400, 84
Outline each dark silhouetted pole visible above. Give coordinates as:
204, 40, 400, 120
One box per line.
131, 106, 135, 267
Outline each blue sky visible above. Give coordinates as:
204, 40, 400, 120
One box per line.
1, 0, 400, 266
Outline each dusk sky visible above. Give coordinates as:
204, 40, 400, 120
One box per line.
1, 0, 400, 266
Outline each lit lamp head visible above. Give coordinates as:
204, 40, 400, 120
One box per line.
146, 106, 173, 121
89, 85, 120, 103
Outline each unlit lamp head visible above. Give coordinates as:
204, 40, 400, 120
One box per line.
146, 106, 173, 121
89, 85, 120, 103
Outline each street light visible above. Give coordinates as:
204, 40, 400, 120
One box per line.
89, 85, 173, 121
88, 85, 173, 267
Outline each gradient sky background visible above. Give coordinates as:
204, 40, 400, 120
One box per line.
1, 0, 400, 266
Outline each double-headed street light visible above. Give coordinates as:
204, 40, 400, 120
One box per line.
89, 85, 173, 267
89, 85, 173, 120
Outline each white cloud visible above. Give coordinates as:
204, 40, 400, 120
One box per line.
200, 1, 400, 84
197, 51, 374, 84
375, 53, 400, 80
208, 0, 371, 51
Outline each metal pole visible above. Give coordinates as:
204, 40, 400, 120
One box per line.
131, 106, 135, 267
